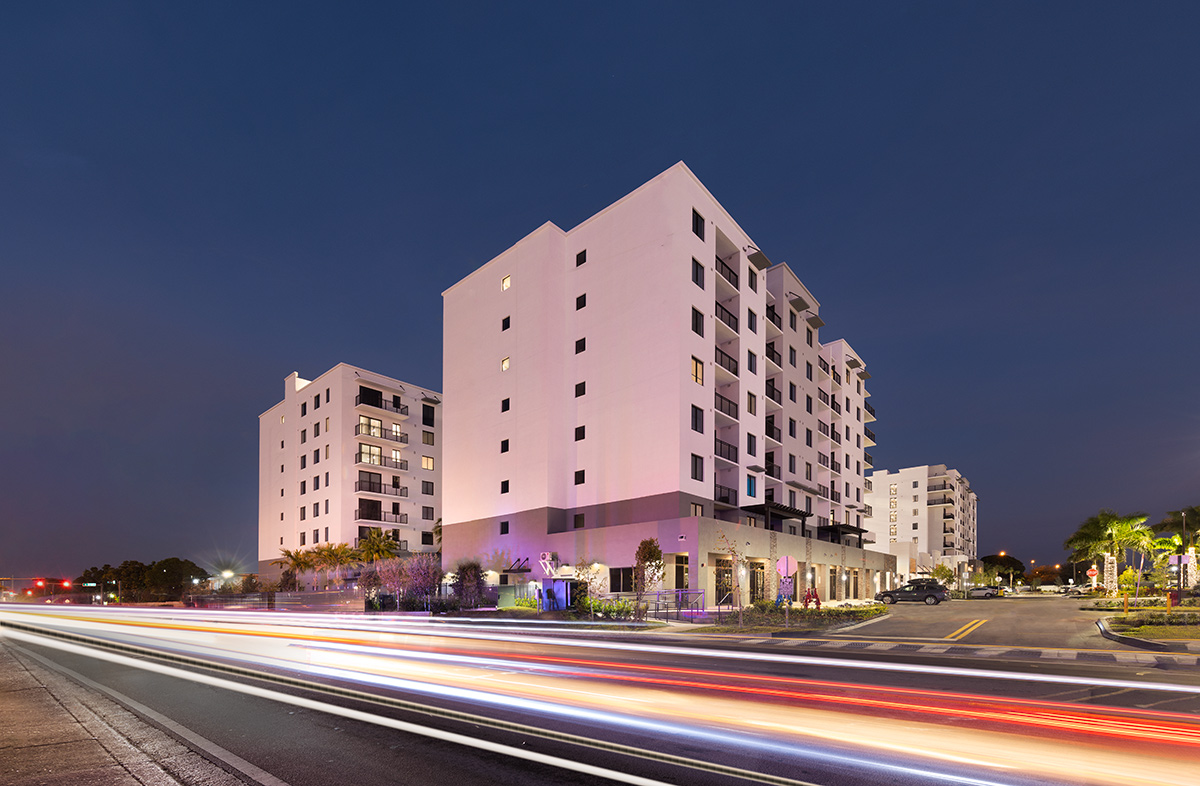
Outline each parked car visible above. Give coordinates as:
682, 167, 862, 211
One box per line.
876, 582, 949, 605
967, 585, 1001, 599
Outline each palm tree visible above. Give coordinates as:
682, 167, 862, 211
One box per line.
1063, 510, 1149, 595
309, 543, 335, 588
324, 542, 360, 588
1156, 507, 1199, 552
271, 548, 315, 592
356, 529, 400, 573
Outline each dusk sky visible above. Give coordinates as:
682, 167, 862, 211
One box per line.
2, 3, 1198, 581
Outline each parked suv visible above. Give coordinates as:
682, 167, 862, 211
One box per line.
876, 582, 949, 605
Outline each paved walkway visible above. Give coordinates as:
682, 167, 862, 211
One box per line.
0, 640, 241, 786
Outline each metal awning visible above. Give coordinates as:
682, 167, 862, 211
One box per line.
745, 246, 772, 270
741, 502, 812, 521
806, 313, 825, 328
789, 294, 811, 311
846, 358, 861, 369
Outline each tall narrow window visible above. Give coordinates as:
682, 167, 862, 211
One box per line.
748, 269, 758, 292
692, 209, 705, 240
691, 405, 704, 433
575, 381, 586, 397
747, 310, 757, 333
423, 404, 434, 427
575, 337, 586, 354
790, 311, 797, 330
501, 275, 511, 291
747, 351, 756, 374
576, 293, 587, 310
747, 392, 756, 415
502, 316, 510, 331
574, 425, 585, 441
500, 439, 509, 453
691, 454, 704, 481
501, 480, 509, 493
691, 357, 703, 385
806, 362, 813, 381
692, 258, 704, 289
500, 357, 510, 371
691, 308, 704, 337
746, 475, 756, 498
747, 433, 756, 456
501, 398, 510, 412
806, 327, 813, 346
576, 249, 587, 266
789, 346, 797, 366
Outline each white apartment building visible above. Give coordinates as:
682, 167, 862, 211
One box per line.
441, 162, 894, 603
257, 364, 443, 581
863, 464, 978, 577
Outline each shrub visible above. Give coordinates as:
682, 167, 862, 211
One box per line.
1121, 611, 1200, 626
514, 596, 538, 609
576, 596, 635, 620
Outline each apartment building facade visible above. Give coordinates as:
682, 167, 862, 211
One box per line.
863, 464, 978, 577
441, 162, 894, 603
257, 364, 443, 581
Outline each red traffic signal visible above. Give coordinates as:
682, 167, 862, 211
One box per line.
61, 580, 71, 588
34, 579, 45, 588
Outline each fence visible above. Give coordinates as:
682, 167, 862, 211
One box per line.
606, 589, 706, 621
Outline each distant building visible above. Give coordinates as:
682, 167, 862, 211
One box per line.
257, 364, 442, 582
440, 162, 894, 603
863, 464, 978, 577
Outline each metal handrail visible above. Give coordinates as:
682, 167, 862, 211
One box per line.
715, 437, 738, 463
355, 453, 408, 471
355, 394, 409, 416
355, 481, 409, 497
355, 424, 408, 444
715, 300, 739, 332
355, 509, 408, 524
715, 346, 739, 376
714, 391, 739, 419
716, 257, 739, 288
714, 483, 738, 506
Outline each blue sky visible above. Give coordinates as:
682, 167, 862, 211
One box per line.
2, 2, 1198, 579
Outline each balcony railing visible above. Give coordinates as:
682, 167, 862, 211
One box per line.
766, 424, 782, 441
714, 437, 738, 463
864, 426, 876, 443
355, 509, 408, 525
818, 485, 830, 499
831, 399, 842, 414
816, 515, 830, 527
715, 300, 739, 332
864, 451, 873, 466
818, 388, 830, 406
356, 395, 409, 417
766, 344, 782, 366
715, 256, 738, 289
832, 370, 842, 385
865, 401, 876, 418
943, 511, 955, 520
831, 460, 842, 474
818, 420, 830, 437
862, 504, 873, 516
715, 346, 739, 376
830, 489, 842, 502
765, 305, 783, 330
355, 424, 409, 444
864, 479, 873, 493
928, 496, 954, 506
765, 384, 782, 405
818, 357, 830, 374
831, 429, 842, 444
818, 452, 830, 468
355, 480, 409, 497
766, 464, 781, 479
714, 483, 738, 506
355, 453, 408, 471
714, 391, 739, 419
928, 483, 954, 492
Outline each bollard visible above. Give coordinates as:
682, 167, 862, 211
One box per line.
1123, 592, 1128, 615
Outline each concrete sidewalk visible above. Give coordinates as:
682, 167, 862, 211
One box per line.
0, 640, 242, 786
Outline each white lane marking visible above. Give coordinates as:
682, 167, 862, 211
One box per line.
830, 615, 890, 633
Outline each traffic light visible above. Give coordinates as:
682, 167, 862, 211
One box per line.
34, 579, 45, 588
61, 580, 71, 588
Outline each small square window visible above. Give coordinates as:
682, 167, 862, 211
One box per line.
501, 275, 511, 291
501, 356, 510, 371
576, 249, 587, 267
576, 293, 587, 310
500, 439, 509, 453
422, 480, 434, 495
692, 258, 704, 289
423, 430, 435, 445
575, 381, 586, 397
501, 398, 510, 412
574, 513, 585, 529
692, 209, 705, 240
500, 520, 509, 535
501, 480, 510, 493
422, 455, 435, 470
574, 470, 585, 485
502, 316, 511, 331
574, 425, 585, 441
690, 502, 704, 517
422, 527, 434, 540
575, 337, 586, 353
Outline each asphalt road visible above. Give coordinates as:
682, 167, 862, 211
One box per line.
4, 605, 1200, 786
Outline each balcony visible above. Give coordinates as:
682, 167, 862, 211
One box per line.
714, 391, 739, 420
715, 300, 739, 333
817, 388, 830, 407
830, 489, 842, 503
818, 357, 830, 375
818, 452, 830, 468
832, 369, 842, 386
864, 401, 876, 421
765, 305, 783, 330
355, 480, 409, 498
355, 424, 409, 444
766, 424, 782, 442
864, 451, 873, 466
355, 453, 408, 472
818, 420, 830, 437
928, 496, 954, 507
927, 483, 954, 493
716, 256, 739, 289
765, 383, 783, 405
766, 464, 781, 480
818, 485, 830, 499
714, 437, 738, 463
943, 511, 955, 520
943, 524, 956, 534
714, 483, 739, 507
355, 509, 409, 525
356, 394, 409, 417
816, 515, 830, 527
831, 429, 842, 444
864, 426, 876, 446
831, 460, 842, 474
862, 504, 873, 517
765, 344, 782, 367
831, 399, 842, 415
715, 346, 739, 377
864, 479, 873, 493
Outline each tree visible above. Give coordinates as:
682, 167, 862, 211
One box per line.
1155, 506, 1200, 552
272, 549, 315, 591
717, 530, 747, 626
356, 528, 400, 573
452, 559, 487, 609
632, 538, 664, 622
930, 564, 956, 585
145, 557, 206, 601
401, 552, 444, 603
378, 557, 404, 599
980, 554, 1025, 588
1063, 510, 1149, 595
574, 557, 608, 620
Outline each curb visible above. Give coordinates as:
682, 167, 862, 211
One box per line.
1095, 616, 1170, 652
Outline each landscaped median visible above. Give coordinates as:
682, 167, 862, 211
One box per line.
1105, 611, 1200, 642
680, 600, 888, 635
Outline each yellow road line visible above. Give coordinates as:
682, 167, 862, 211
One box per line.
947, 619, 988, 640
944, 619, 982, 640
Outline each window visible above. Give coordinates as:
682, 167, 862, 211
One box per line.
690, 502, 704, 517
313, 475, 320, 490
890, 484, 898, 494
325, 499, 329, 514
301, 429, 307, 444
576, 293, 586, 310
314, 394, 320, 411
313, 503, 319, 518
325, 388, 330, 403
501, 480, 509, 493
314, 449, 320, 464
806, 327, 813, 347
856, 407, 862, 421
300, 480, 306, 495
788, 418, 796, 438
805, 462, 812, 481
575, 381, 586, 397
300, 532, 305, 545
422, 456, 435, 470
806, 362, 813, 381
300, 507, 306, 521
788, 454, 796, 473
300, 455, 306, 469
314, 422, 320, 438
501, 398, 510, 412
856, 461, 861, 475
747, 433, 756, 457
501, 356, 510, 371
574, 470, 585, 485
747, 392, 756, 415
422, 529, 434, 543
691, 357, 703, 385
500, 520, 509, 535
748, 269, 757, 292
890, 524, 898, 535
746, 475, 756, 498
500, 439, 509, 453
747, 310, 757, 333
691, 307, 704, 337
575, 337, 586, 354
789, 346, 796, 367
325, 417, 329, 430
691, 405, 704, 433
913, 522, 919, 530
576, 249, 587, 267
691, 209, 705, 240
806, 395, 813, 414
692, 258, 704, 289
805, 429, 813, 447
501, 275, 511, 291
913, 495, 919, 502
301, 402, 307, 417
423, 431, 435, 445
502, 316, 510, 331
610, 567, 633, 593
691, 454, 703, 481
790, 311, 797, 330
423, 404, 435, 427
788, 490, 796, 508
574, 513, 585, 529
422, 481, 434, 495
805, 496, 812, 513
789, 382, 796, 402
913, 481, 919, 488
747, 351, 757, 374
